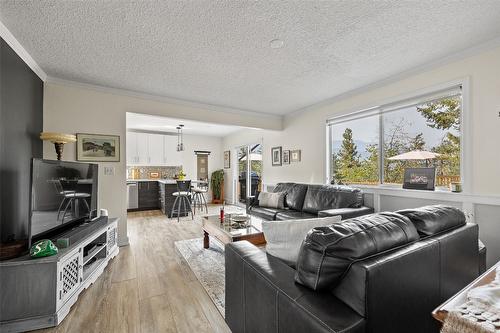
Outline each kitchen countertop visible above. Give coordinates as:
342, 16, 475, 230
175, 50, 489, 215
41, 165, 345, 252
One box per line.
126, 179, 177, 184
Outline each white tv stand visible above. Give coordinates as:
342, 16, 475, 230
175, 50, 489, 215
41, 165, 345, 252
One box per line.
0, 218, 119, 333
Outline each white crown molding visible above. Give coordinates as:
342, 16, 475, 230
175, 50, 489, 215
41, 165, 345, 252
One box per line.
0, 20, 47, 81
46, 76, 282, 122
285, 36, 500, 120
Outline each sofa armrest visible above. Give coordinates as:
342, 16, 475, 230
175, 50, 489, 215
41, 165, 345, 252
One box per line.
318, 206, 374, 220
225, 241, 365, 333
479, 239, 487, 274
246, 194, 258, 213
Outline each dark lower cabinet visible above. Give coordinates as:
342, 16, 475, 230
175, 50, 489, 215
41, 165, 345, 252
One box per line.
133, 181, 190, 216
159, 183, 190, 217
138, 181, 159, 210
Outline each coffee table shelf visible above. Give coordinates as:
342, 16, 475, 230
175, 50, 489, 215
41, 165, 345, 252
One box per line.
202, 214, 266, 249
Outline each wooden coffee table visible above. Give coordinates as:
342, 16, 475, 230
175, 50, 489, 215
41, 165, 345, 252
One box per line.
202, 214, 266, 249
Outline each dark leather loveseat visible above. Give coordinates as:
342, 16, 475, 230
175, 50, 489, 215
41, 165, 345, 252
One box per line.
225, 205, 487, 333
247, 183, 374, 221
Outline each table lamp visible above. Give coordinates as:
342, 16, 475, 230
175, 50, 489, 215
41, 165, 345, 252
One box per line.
40, 132, 76, 160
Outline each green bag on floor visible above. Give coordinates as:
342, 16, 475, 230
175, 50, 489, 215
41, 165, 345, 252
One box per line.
30, 239, 58, 258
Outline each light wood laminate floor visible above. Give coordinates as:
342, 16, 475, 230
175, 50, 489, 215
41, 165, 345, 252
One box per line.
36, 209, 232, 333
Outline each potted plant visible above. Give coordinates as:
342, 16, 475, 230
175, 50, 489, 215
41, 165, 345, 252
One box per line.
177, 170, 186, 180
211, 169, 224, 204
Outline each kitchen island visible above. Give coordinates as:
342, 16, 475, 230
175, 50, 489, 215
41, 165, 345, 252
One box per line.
126, 179, 191, 217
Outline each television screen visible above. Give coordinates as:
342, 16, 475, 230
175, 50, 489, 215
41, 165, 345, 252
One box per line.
30, 159, 98, 240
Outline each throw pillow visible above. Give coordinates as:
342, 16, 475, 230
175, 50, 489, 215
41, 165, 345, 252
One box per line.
262, 215, 342, 266
258, 191, 286, 209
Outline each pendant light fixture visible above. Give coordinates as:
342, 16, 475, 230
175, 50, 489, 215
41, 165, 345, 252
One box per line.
176, 124, 185, 152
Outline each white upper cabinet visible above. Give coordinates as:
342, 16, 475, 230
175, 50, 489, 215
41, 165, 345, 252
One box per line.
126, 131, 139, 164
136, 133, 149, 165
126, 131, 181, 166
148, 134, 164, 165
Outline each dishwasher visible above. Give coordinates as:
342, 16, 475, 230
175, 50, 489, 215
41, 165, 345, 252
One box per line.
127, 181, 139, 210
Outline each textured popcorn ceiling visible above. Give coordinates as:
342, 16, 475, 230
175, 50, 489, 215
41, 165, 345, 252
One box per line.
126, 112, 245, 137
1, 1, 500, 115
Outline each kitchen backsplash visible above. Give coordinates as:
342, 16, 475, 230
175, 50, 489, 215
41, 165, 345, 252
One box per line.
127, 166, 182, 179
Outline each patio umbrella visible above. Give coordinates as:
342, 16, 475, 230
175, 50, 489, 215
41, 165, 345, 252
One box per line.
387, 150, 441, 160
388, 150, 441, 167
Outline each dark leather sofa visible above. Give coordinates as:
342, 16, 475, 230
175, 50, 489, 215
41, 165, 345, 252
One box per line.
225, 205, 487, 333
247, 183, 374, 221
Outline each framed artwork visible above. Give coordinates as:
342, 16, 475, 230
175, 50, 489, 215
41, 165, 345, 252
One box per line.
403, 167, 435, 191
76, 133, 120, 162
224, 150, 231, 169
291, 150, 301, 162
271, 146, 282, 166
282, 150, 290, 164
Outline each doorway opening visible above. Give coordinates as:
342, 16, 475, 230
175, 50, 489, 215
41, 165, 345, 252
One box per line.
236, 143, 262, 204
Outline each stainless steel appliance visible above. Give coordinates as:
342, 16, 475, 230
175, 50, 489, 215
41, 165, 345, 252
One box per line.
127, 181, 138, 210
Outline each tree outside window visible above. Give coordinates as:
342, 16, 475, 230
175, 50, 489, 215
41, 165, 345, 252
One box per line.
330, 94, 461, 188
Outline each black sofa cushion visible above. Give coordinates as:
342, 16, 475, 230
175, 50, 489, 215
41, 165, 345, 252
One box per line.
396, 205, 466, 236
275, 210, 317, 221
274, 183, 309, 211
248, 206, 286, 220
225, 241, 366, 333
302, 185, 363, 214
295, 212, 419, 290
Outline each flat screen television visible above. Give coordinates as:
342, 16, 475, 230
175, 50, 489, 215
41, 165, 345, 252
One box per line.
30, 159, 98, 243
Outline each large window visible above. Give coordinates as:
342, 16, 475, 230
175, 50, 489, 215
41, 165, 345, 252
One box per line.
328, 86, 462, 189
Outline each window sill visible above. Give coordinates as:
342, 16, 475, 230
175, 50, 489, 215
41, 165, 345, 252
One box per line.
350, 184, 500, 206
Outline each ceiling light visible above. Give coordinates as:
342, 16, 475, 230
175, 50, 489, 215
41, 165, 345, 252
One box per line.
176, 124, 185, 152
269, 39, 284, 49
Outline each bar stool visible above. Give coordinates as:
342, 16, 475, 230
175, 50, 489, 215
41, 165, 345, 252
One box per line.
59, 180, 91, 221
49, 179, 76, 220
191, 180, 209, 215
170, 180, 193, 222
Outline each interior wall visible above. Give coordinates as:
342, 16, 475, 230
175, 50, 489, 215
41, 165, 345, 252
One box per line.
43, 83, 246, 245
222, 45, 500, 267
222, 45, 500, 200
0, 37, 43, 244
173, 133, 223, 182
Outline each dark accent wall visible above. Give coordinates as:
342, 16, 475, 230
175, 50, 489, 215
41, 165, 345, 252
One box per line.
0, 37, 43, 243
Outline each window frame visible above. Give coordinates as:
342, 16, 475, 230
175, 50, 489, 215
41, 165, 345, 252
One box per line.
326, 78, 470, 192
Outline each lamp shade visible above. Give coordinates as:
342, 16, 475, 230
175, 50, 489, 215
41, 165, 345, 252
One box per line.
39, 132, 76, 143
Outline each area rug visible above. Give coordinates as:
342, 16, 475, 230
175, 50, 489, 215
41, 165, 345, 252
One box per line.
174, 237, 226, 316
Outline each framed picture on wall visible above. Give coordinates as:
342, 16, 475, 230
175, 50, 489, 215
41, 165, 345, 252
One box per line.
76, 133, 120, 162
271, 146, 282, 166
282, 150, 290, 164
224, 150, 231, 169
291, 150, 301, 162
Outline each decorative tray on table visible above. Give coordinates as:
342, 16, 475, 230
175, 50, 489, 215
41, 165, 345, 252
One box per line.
229, 214, 250, 228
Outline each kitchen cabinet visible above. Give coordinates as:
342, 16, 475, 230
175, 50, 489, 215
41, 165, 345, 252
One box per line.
148, 134, 165, 165
127, 131, 181, 166
126, 132, 138, 164
136, 133, 149, 164
127, 132, 148, 164
138, 181, 159, 209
